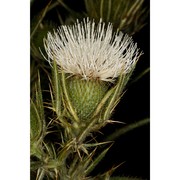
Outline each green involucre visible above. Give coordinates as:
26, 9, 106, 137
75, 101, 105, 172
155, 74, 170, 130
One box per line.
67, 76, 109, 121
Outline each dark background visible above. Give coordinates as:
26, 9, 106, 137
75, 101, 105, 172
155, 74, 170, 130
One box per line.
31, 0, 150, 179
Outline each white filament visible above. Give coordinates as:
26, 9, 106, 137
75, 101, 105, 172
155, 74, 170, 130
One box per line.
43, 18, 142, 82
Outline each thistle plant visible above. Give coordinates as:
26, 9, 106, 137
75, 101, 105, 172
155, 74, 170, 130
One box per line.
43, 18, 142, 130
30, 0, 150, 178
30, 17, 144, 179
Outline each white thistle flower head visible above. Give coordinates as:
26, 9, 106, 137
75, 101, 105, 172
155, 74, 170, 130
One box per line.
43, 18, 142, 82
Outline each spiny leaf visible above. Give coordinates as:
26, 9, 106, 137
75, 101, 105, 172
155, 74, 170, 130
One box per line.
30, 73, 46, 160
56, 0, 85, 25
30, 1, 51, 39
36, 168, 45, 180
103, 74, 128, 120
35, 72, 45, 121
30, 73, 45, 142
52, 60, 62, 117
43, 143, 57, 159
61, 70, 80, 123
105, 118, 150, 141
83, 141, 112, 148
68, 155, 79, 175
57, 0, 76, 14
97, 162, 125, 180
30, 100, 42, 141
85, 144, 112, 175
84, 0, 149, 35
69, 148, 97, 178
92, 85, 116, 119
128, 67, 150, 86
